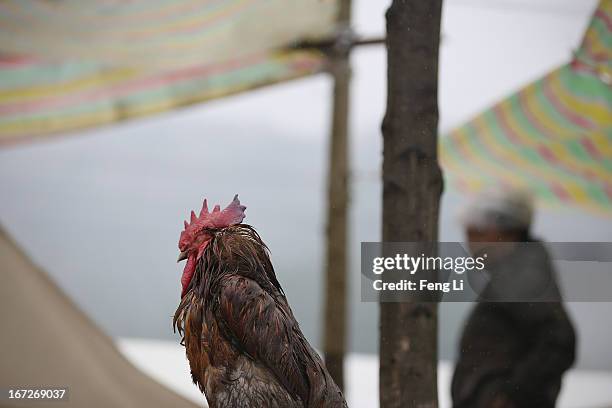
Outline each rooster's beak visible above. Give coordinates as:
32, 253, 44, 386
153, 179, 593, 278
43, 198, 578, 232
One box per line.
177, 251, 189, 263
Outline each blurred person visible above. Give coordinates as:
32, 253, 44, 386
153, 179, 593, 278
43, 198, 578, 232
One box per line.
451, 188, 576, 408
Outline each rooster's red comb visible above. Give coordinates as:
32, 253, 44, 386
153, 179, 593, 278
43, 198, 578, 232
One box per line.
179, 195, 246, 247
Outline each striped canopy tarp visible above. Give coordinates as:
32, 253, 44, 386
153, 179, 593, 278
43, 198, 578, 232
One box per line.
441, 0, 612, 215
0, 0, 338, 145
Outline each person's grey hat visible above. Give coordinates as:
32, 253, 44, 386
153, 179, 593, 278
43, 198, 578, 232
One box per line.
460, 187, 534, 231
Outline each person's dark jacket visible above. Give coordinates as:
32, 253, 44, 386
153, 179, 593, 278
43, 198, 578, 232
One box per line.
452, 240, 576, 408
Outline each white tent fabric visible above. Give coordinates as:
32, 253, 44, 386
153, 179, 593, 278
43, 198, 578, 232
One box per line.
0, 226, 201, 408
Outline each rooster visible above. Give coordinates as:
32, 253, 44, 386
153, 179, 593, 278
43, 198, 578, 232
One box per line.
173, 195, 347, 408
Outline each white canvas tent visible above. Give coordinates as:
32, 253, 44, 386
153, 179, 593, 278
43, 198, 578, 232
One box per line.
0, 226, 201, 408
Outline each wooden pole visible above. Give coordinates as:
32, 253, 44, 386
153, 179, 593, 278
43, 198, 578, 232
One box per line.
322, 0, 351, 392
380, 1, 443, 407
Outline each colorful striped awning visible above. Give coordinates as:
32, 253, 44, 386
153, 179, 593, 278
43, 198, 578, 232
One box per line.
0, 0, 338, 145
441, 0, 612, 214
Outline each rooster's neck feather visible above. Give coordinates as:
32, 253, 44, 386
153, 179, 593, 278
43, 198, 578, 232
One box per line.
173, 224, 283, 340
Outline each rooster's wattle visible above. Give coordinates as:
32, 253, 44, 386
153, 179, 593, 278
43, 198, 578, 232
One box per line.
173, 195, 347, 408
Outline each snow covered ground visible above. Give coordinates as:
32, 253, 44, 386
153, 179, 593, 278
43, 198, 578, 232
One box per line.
118, 337, 612, 408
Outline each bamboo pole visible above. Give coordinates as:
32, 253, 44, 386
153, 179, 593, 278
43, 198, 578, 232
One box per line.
380, 1, 444, 407
322, 0, 351, 392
